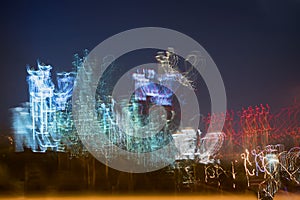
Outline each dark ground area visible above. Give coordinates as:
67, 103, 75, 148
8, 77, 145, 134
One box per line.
0, 142, 299, 198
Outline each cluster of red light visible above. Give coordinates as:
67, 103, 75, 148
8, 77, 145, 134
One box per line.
271, 101, 300, 147
202, 100, 300, 152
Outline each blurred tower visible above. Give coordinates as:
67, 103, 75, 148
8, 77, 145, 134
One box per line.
27, 63, 56, 152
11, 103, 32, 152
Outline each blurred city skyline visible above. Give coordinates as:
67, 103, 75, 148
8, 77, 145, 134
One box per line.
1, 0, 300, 131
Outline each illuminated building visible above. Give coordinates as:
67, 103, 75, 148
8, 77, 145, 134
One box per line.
11, 50, 225, 164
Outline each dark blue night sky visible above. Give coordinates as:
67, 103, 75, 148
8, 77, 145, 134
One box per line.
1, 0, 300, 131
